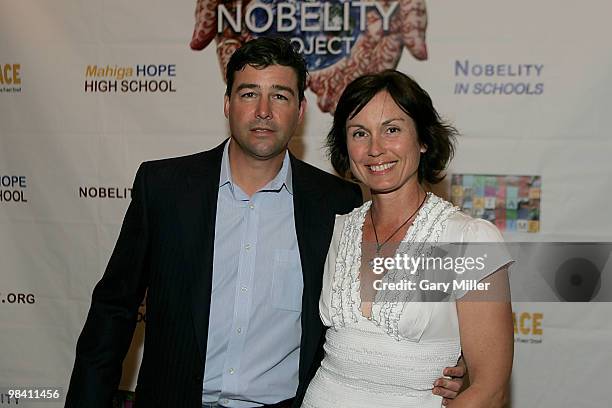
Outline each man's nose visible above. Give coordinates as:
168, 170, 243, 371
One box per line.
256, 97, 272, 120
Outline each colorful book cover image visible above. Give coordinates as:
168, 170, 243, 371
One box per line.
450, 174, 541, 233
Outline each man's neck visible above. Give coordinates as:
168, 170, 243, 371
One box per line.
228, 141, 286, 197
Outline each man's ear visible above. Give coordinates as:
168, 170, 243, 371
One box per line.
298, 97, 307, 124
224, 94, 230, 118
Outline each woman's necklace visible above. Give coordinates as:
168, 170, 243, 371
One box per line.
367, 193, 428, 268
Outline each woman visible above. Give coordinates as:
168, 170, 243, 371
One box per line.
302, 70, 513, 408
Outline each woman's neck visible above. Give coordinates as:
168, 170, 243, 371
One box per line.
370, 182, 427, 227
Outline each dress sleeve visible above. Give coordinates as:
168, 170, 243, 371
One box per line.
319, 214, 346, 327
453, 218, 513, 299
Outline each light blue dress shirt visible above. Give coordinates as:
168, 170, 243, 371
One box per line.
202, 141, 303, 407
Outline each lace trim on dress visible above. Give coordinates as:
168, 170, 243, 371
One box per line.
329, 193, 460, 341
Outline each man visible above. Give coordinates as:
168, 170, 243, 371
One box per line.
66, 37, 463, 408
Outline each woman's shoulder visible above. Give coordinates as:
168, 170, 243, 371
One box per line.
444, 209, 505, 243
422, 192, 504, 242
333, 200, 372, 228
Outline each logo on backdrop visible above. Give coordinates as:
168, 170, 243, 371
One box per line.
453, 60, 545, 96
513, 310, 543, 344
84, 64, 177, 94
0, 292, 36, 305
78, 186, 132, 199
189, 0, 429, 113
0, 63, 22, 93
0, 175, 28, 204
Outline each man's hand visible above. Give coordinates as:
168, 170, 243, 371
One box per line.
432, 363, 466, 406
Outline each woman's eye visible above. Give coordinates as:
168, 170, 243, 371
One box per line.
386, 127, 400, 134
352, 130, 367, 138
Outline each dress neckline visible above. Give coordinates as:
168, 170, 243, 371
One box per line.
357, 192, 434, 319
329, 192, 460, 340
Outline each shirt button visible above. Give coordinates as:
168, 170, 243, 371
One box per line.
248, 203, 255, 209
245, 243, 251, 250
236, 327, 242, 334
221, 398, 229, 405
241, 286, 248, 293
228, 368, 235, 375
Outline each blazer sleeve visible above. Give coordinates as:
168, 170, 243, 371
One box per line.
65, 163, 151, 407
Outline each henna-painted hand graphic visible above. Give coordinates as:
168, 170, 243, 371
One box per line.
190, 0, 428, 113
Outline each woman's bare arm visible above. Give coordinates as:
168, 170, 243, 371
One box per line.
450, 267, 514, 407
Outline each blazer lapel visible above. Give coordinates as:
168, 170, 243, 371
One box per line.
290, 155, 324, 305
290, 155, 335, 381
185, 141, 226, 363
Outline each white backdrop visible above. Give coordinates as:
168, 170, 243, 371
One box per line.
1, 1, 611, 406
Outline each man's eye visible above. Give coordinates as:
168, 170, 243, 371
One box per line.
274, 94, 289, 100
241, 92, 256, 98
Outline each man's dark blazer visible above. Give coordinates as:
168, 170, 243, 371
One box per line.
65, 141, 362, 408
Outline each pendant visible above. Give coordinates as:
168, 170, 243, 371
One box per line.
367, 248, 382, 269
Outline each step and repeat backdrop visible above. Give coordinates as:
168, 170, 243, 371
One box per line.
1, 0, 611, 406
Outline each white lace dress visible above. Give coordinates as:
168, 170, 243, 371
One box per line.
301, 193, 511, 408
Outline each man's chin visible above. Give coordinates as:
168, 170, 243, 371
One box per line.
231, 137, 288, 161
247, 144, 288, 161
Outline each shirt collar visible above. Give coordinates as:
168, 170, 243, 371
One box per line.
219, 139, 293, 195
